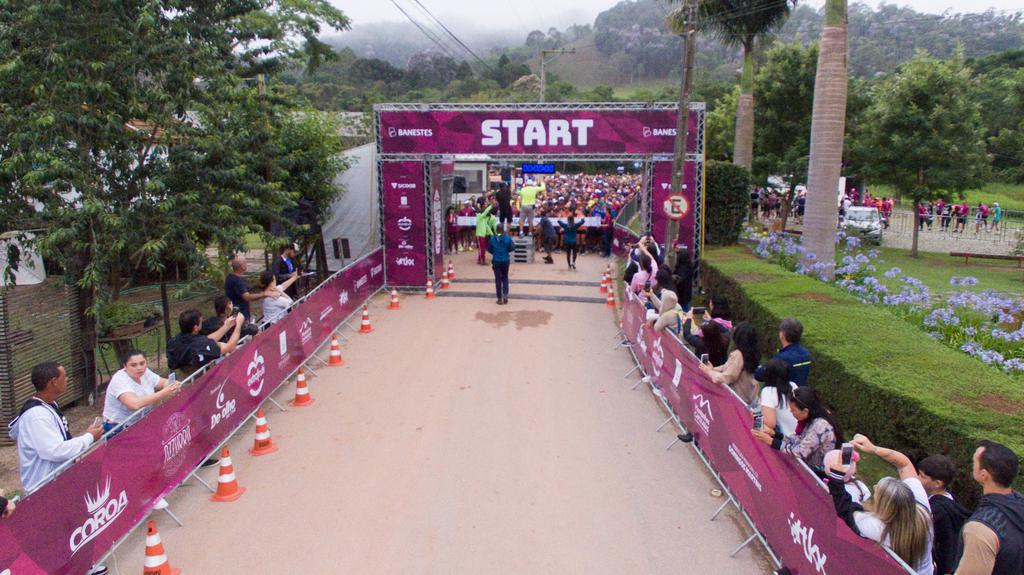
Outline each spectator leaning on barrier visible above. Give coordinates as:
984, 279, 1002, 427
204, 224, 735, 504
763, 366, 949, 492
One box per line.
956, 441, 1024, 575
8, 362, 103, 492
823, 448, 872, 505
682, 295, 732, 367
225, 254, 274, 319
758, 358, 798, 437
167, 308, 242, 377
849, 434, 935, 575
755, 318, 812, 387
102, 349, 182, 434
753, 386, 841, 472
699, 321, 760, 408
0, 489, 13, 519
672, 246, 694, 311
649, 268, 683, 334
918, 455, 970, 575
258, 269, 298, 324
201, 296, 258, 342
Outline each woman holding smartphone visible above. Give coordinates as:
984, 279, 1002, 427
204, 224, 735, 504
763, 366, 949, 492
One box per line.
102, 349, 182, 434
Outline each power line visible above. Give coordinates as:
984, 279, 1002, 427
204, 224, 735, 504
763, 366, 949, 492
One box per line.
389, 0, 462, 61
409, 0, 494, 72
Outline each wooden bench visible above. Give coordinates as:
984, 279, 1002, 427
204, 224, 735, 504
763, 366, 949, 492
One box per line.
949, 251, 1024, 267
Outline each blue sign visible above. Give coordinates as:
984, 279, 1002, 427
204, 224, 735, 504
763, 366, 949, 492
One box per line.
522, 163, 556, 174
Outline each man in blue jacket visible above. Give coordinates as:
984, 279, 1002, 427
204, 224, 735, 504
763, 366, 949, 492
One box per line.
755, 318, 812, 387
487, 223, 515, 305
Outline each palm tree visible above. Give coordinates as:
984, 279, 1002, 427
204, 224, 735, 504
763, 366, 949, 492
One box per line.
695, 0, 791, 170
801, 0, 848, 277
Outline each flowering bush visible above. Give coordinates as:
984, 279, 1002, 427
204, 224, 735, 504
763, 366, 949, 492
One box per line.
750, 231, 1024, 373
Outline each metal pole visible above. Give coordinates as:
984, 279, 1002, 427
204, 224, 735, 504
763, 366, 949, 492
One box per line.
539, 49, 576, 103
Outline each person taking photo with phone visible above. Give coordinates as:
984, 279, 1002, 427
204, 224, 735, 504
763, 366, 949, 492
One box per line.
167, 308, 244, 378
101, 349, 182, 435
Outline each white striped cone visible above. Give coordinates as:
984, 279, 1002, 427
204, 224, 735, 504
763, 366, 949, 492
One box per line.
250, 408, 278, 455
290, 368, 315, 406
359, 305, 373, 334
447, 262, 455, 280
425, 280, 435, 299
389, 289, 401, 310
143, 520, 179, 575
441, 271, 450, 288
328, 335, 345, 366
210, 448, 245, 502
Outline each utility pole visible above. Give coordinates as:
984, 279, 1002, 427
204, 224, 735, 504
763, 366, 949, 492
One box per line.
539, 48, 575, 103
665, 2, 697, 269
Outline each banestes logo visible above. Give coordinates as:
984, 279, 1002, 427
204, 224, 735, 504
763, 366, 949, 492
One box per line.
643, 126, 676, 137
69, 477, 128, 554
209, 379, 237, 431
388, 127, 433, 137
246, 350, 266, 397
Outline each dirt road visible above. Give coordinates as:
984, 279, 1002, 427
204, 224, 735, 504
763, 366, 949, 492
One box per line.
110, 251, 768, 574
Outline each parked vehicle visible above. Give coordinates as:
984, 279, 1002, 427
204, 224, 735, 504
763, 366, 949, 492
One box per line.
842, 206, 883, 244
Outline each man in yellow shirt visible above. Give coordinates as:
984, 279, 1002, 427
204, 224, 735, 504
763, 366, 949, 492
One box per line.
518, 177, 544, 237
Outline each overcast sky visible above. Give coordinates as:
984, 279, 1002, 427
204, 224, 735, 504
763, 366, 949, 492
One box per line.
330, 0, 1020, 31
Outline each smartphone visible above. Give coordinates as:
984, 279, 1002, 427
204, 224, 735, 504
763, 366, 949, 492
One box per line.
700, 353, 709, 365
692, 306, 706, 318
841, 443, 854, 466
92, 416, 103, 428
644, 280, 652, 291
168, 372, 176, 385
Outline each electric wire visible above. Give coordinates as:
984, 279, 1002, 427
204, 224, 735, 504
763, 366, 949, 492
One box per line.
389, 0, 462, 61
409, 0, 494, 72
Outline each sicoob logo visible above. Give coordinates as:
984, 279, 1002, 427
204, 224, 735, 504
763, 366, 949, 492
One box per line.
69, 477, 128, 554
246, 350, 266, 397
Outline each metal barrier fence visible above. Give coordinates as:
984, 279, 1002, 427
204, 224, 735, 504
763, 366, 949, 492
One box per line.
615, 193, 641, 231
886, 208, 1024, 245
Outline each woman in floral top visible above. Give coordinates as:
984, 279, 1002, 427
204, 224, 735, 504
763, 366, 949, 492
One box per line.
753, 386, 842, 472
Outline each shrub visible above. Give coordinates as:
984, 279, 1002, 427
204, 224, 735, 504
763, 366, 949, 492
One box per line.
705, 161, 752, 246
703, 245, 1024, 506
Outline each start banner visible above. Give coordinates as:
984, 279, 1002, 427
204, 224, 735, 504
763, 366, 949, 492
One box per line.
0, 250, 385, 575
620, 296, 911, 575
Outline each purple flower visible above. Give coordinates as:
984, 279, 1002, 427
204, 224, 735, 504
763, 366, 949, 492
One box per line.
884, 267, 901, 278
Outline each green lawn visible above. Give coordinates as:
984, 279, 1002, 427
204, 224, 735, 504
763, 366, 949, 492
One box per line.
873, 182, 1024, 211
872, 247, 1023, 296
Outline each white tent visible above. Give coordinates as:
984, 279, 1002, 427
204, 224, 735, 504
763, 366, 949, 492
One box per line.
321, 144, 379, 270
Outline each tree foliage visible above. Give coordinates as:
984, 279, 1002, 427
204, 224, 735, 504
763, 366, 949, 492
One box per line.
705, 161, 754, 245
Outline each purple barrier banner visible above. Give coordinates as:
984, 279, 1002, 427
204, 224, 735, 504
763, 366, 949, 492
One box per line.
0, 250, 384, 575
378, 109, 698, 155
382, 161, 428, 288
621, 297, 909, 575
650, 161, 697, 251
612, 226, 640, 258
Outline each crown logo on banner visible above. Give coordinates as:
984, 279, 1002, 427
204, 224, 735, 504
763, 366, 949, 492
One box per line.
84, 477, 112, 513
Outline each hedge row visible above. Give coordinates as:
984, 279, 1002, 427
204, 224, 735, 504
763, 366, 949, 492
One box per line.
702, 245, 1024, 506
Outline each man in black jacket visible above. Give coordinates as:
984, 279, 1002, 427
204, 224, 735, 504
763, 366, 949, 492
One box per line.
273, 243, 300, 298
919, 455, 970, 574
957, 441, 1024, 575
167, 309, 242, 378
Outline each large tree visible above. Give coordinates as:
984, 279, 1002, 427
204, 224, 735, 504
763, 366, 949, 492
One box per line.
0, 0, 348, 395
697, 0, 791, 170
801, 0, 848, 278
855, 50, 987, 257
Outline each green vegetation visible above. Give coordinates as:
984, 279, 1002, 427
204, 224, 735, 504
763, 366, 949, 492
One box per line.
705, 161, 752, 245
703, 245, 1024, 505
874, 247, 1024, 296
871, 183, 1024, 211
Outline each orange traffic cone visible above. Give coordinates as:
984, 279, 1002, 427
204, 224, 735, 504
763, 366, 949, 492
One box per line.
447, 262, 455, 280
388, 289, 401, 310
289, 368, 315, 407
425, 280, 435, 299
606, 290, 616, 308
328, 335, 345, 366
359, 305, 373, 334
599, 273, 609, 294
143, 520, 179, 575
249, 408, 278, 456
441, 271, 450, 289
209, 447, 245, 502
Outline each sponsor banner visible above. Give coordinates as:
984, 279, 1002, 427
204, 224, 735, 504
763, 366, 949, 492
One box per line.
621, 298, 910, 575
0, 250, 384, 575
611, 226, 640, 258
430, 162, 445, 281
382, 161, 428, 287
378, 110, 698, 155
650, 161, 697, 251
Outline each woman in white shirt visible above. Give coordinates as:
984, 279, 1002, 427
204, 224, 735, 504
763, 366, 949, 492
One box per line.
257, 269, 298, 325
850, 434, 934, 575
758, 358, 798, 436
102, 349, 181, 434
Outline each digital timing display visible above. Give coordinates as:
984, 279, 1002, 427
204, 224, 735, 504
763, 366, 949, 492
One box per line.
521, 163, 556, 174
